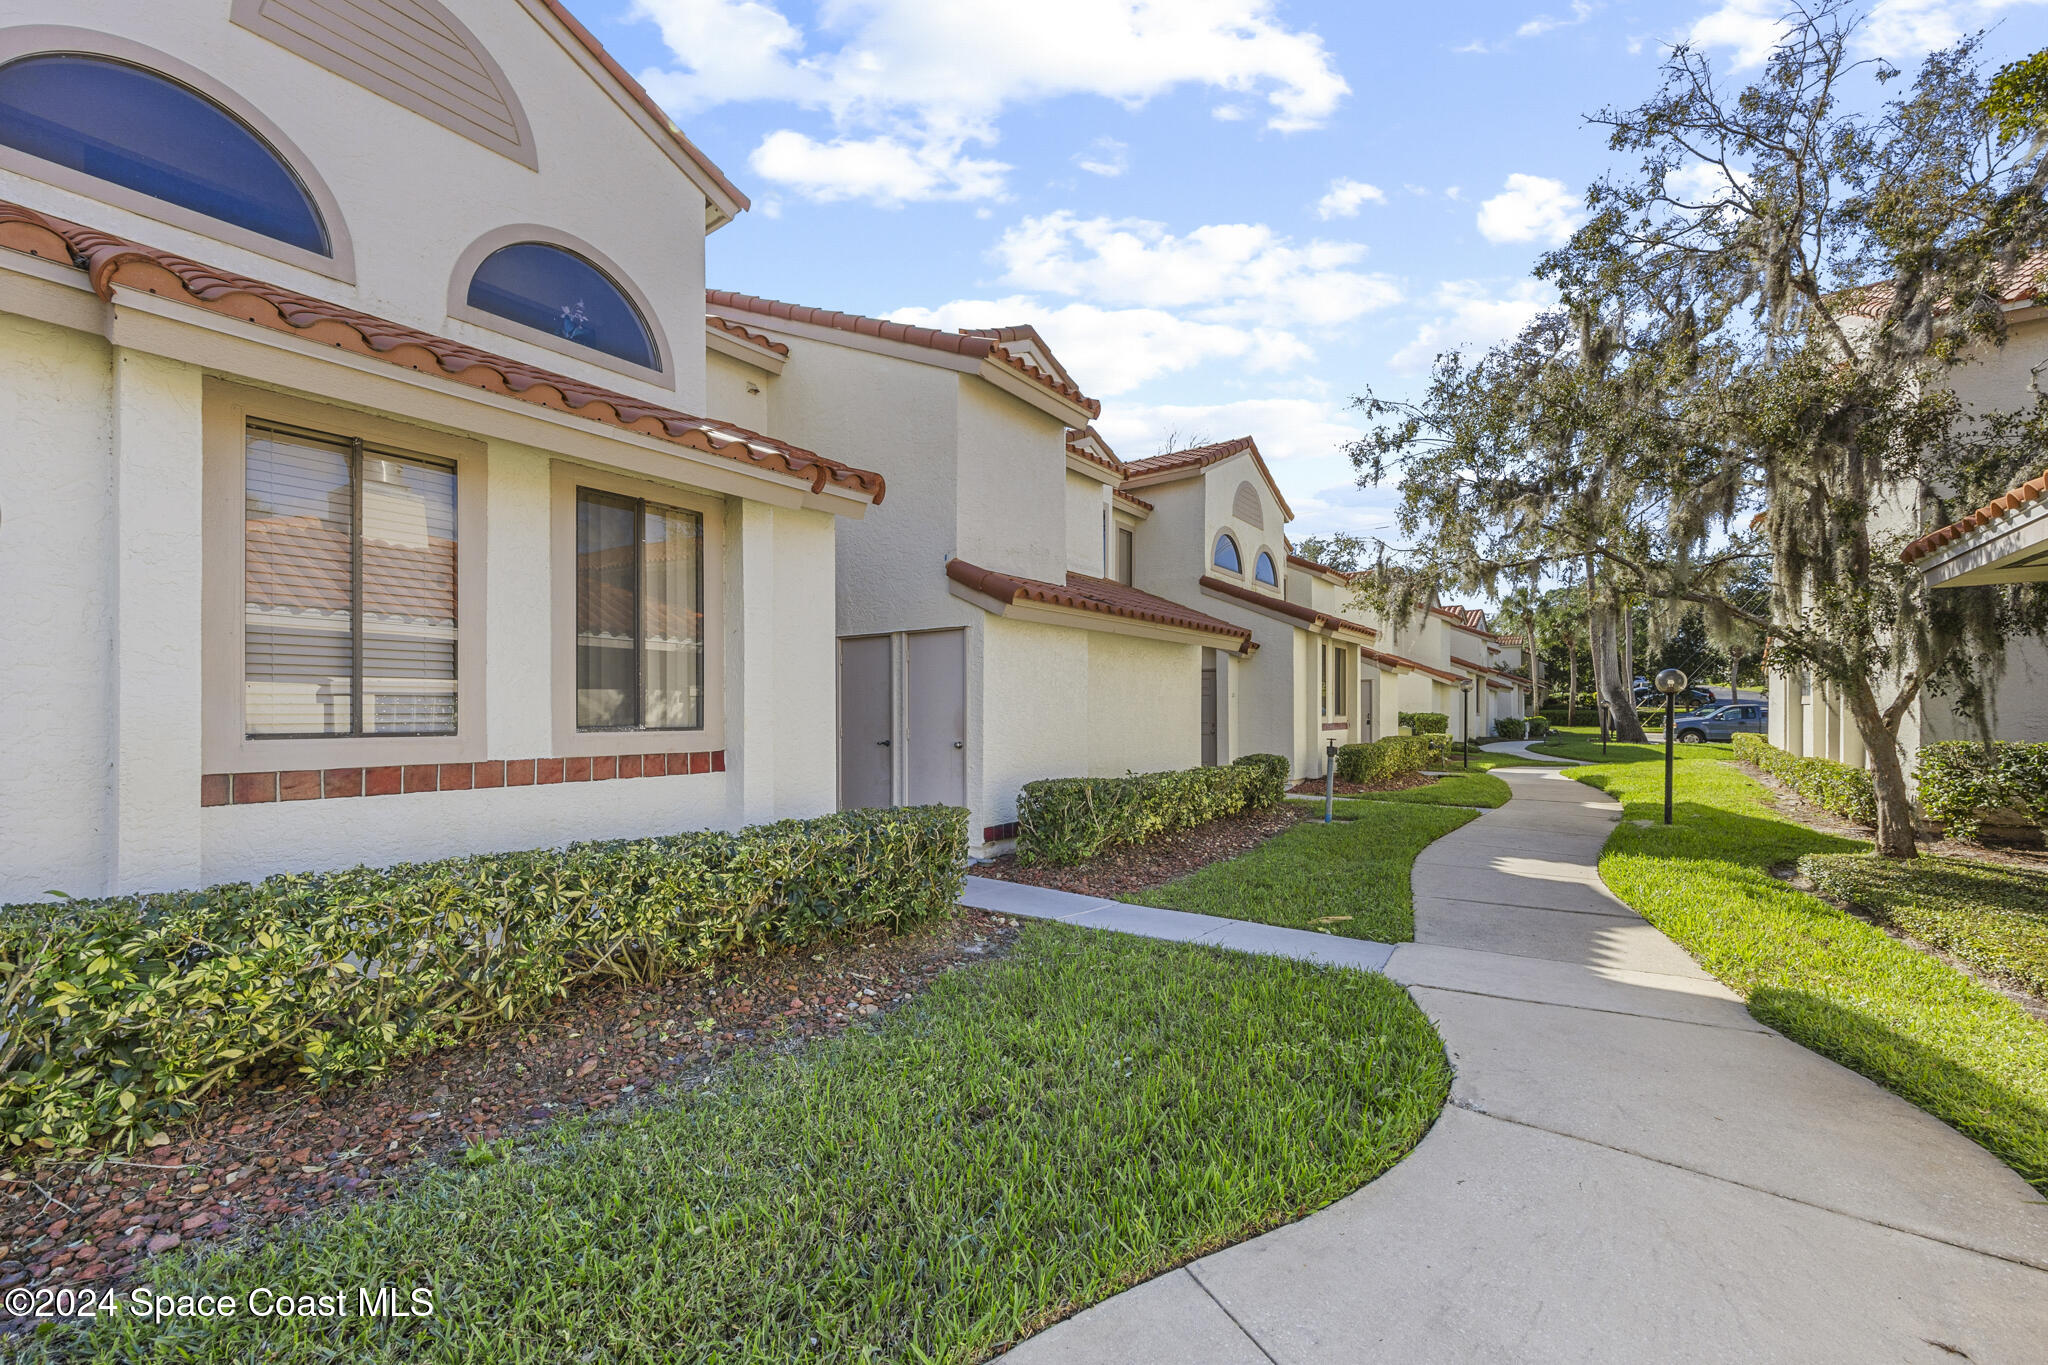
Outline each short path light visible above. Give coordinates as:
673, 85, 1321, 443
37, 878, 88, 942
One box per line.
1324, 738, 1338, 824
1654, 668, 1689, 825
1459, 677, 1474, 770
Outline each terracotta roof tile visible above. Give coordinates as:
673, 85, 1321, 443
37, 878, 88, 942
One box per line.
0, 202, 883, 503
1432, 604, 1505, 638
1286, 552, 1352, 581
707, 290, 1100, 416
1122, 436, 1296, 521
1838, 249, 2048, 320
1902, 464, 2048, 563
1451, 654, 1527, 685
705, 313, 788, 356
949, 559, 1252, 648
1112, 486, 1154, 512
1197, 574, 1380, 640
1065, 425, 1124, 476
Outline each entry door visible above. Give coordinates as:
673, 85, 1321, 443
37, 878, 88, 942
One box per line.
1360, 676, 1375, 742
1201, 653, 1219, 765
906, 630, 966, 807
838, 635, 894, 810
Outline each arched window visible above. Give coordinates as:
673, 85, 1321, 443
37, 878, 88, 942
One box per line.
1213, 533, 1241, 574
1254, 550, 1278, 586
465, 243, 659, 369
0, 54, 328, 254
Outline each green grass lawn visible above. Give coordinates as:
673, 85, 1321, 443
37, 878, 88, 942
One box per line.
1336, 769, 1512, 810
1435, 751, 1555, 770
1800, 853, 2048, 998
1530, 733, 1735, 763
1567, 755, 2048, 1193
1131, 803, 1477, 941
27, 924, 1450, 1365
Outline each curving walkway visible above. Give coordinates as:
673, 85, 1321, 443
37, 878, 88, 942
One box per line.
970, 766, 2048, 1363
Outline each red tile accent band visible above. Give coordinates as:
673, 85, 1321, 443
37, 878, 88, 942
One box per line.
983, 822, 1019, 842
201, 752, 725, 806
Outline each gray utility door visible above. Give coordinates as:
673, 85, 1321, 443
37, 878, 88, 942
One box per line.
838, 635, 894, 810
1360, 676, 1375, 742
906, 629, 966, 807
1201, 652, 1219, 766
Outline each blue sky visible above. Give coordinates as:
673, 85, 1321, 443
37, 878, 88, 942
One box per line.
566, 0, 2046, 552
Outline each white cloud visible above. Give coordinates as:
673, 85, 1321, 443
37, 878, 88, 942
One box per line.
1390, 279, 1553, 374
631, 0, 1350, 202
992, 212, 1402, 329
748, 131, 1008, 205
1476, 173, 1584, 246
1685, 0, 2048, 72
1212, 103, 1250, 121
1316, 177, 1387, 219
1518, 2, 1595, 38
1074, 137, 1129, 177
885, 297, 1309, 396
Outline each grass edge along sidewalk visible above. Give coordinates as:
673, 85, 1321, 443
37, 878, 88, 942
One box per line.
21, 923, 1450, 1365
1567, 752, 2048, 1193
1131, 802, 1478, 942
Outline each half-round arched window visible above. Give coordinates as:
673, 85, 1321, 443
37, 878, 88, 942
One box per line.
0, 53, 329, 254
465, 242, 659, 369
1254, 550, 1278, 586
1214, 533, 1242, 574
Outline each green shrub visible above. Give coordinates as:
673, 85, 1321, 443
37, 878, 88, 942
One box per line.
1732, 734, 1877, 825
1526, 715, 1551, 738
1398, 711, 1450, 735
1016, 766, 1262, 867
1915, 741, 2048, 842
1335, 736, 1432, 785
1230, 753, 1290, 808
1493, 717, 1528, 740
0, 807, 967, 1154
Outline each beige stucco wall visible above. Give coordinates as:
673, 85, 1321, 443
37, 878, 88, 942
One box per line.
705, 348, 772, 433
955, 377, 1070, 585
0, 329, 844, 901
1, 0, 712, 412
1066, 470, 1109, 577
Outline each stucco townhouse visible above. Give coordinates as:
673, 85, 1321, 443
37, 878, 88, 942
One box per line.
0, 0, 890, 902
1771, 253, 2048, 771
700, 295, 1258, 855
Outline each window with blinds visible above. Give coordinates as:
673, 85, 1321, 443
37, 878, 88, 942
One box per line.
243, 423, 457, 738
575, 488, 704, 730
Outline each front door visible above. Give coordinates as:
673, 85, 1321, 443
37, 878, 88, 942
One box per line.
906, 630, 966, 807
1360, 676, 1374, 742
838, 634, 893, 809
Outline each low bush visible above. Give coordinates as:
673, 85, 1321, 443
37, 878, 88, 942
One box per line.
1336, 736, 1433, 785
1526, 715, 1552, 738
1915, 741, 2048, 842
1732, 734, 1877, 825
1017, 765, 1263, 867
1231, 753, 1291, 808
0, 806, 968, 1154
1493, 717, 1528, 740
1399, 711, 1450, 736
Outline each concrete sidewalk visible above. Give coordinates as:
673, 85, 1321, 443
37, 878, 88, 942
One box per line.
986, 767, 2048, 1364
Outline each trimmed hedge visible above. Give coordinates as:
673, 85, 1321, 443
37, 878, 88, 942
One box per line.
1335, 736, 1433, 785
1526, 715, 1552, 738
1017, 765, 1265, 867
1399, 711, 1450, 735
1494, 717, 1528, 740
1916, 741, 2048, 842
0, 807, 968, 1154
1231, 752, 1291, 808
1732, 734, 1878, 825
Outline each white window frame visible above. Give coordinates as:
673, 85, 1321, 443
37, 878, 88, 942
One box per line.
550, 461, 726, 757
201, 381, 487, 772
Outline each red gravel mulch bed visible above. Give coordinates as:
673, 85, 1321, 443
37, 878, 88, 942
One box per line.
1286, 773, 1437, 796
972, 803, 1312, 898
0, 910, 1020, 1307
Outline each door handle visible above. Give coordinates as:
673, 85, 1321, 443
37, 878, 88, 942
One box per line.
953, 740, 964, 749
877, 739, 891, 746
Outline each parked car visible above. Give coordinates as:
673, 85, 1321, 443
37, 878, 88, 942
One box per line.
1672, 702, 1768, 744
1633, 683, 1722, 709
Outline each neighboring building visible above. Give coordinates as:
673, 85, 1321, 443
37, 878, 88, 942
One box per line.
1771, 261, 2048, 770
701, 295, 1255, 855
0, 1, 888, 901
